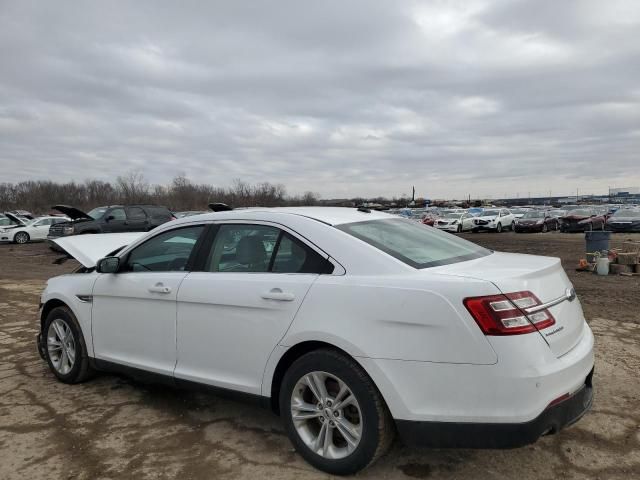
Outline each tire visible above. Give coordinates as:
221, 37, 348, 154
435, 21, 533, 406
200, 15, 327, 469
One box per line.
542, 223, 548, 233
456, 224, 462, 233
496, 223, 503, 233
279, 349, 394, 475
42, 306, 93, 384
14, 231, 29, 244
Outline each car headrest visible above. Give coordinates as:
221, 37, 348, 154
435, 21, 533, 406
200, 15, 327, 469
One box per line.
235, 236, 266, 265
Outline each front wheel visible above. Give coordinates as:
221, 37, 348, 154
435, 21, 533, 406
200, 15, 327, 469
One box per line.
456, 224, 462, 233
43, 306, 93, 384
14, 231, 29, 244
496, 223, 503, 233
542, 223, 548, 233
280, 350, 394, 475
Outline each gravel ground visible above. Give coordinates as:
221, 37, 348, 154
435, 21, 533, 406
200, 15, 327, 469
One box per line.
1, 233, 639, 479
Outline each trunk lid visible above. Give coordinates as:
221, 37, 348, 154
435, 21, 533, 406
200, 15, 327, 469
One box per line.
431, 252, 585, 357
52, 205, 92, 220
51, 232, 145, 267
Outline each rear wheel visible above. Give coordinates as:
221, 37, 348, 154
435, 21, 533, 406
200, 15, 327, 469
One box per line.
280, 349, 394, 475
14, 231, 29, 244
43, 306, 93, 384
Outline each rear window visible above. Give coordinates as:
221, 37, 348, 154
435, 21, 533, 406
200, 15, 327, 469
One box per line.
337, 218, 490, 268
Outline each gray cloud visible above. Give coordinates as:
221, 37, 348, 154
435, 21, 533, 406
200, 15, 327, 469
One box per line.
1, 0, 639, 199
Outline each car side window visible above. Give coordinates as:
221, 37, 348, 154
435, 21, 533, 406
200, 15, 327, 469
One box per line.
206, 224, 279, 272
109, 208, 126, 221
127, 207, 147, 220
272, 233, 333, 274
125, 226, 205, 272
35, 219, 51, 226
204, 224, 333, 274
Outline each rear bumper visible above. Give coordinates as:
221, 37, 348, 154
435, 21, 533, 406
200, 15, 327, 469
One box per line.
396, 368, 593, 448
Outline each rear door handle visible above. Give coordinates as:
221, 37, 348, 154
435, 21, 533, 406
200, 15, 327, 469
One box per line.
148, 283, 171, 294
261, 288, 295, 302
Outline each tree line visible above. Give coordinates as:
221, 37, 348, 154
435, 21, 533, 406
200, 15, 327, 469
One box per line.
0, 173, 320, 214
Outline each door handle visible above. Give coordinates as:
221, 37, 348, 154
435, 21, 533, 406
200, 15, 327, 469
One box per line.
261, 288, 295, 302
148, 283, 171, 294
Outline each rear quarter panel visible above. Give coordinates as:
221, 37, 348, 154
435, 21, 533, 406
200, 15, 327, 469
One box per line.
279, 273, 500, 365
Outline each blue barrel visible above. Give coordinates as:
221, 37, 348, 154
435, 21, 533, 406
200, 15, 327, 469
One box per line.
585, 231, 611, 262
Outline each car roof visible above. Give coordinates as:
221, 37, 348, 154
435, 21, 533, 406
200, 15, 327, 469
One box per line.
172, 206, 393, 226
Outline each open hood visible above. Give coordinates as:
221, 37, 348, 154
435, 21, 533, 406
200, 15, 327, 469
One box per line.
4, 212, 27, 226
52, 205, 92, 220
51, 232, 145, 268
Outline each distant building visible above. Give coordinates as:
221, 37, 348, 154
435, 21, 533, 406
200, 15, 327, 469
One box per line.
610, 187, 640, 196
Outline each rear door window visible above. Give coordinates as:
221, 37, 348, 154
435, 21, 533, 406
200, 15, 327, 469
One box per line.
127, 207, 147, 220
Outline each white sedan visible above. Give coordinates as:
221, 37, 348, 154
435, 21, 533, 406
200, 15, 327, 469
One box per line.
38, 207, 594, 475
0, 215, 69, 244
434, 211, 475, 233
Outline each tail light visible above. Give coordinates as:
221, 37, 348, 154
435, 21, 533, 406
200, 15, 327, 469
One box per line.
463, 291, 555, 335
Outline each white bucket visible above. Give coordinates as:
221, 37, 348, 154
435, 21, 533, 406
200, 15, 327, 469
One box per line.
596, 257, 610, 276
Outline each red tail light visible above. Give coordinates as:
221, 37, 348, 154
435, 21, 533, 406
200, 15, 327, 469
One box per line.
463, 291, 555, 336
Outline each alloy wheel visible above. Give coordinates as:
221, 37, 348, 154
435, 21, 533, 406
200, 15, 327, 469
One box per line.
47, 318, 76, 375
290, 371, 363, 459
15, 232, 28, 244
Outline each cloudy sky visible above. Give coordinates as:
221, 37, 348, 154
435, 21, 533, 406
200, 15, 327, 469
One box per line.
1, 0, 639, 199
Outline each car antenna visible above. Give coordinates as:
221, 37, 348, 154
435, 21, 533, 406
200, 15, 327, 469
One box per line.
208, 202, 233, 212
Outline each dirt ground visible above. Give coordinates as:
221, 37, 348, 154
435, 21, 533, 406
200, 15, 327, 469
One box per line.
1, 233, 639, 479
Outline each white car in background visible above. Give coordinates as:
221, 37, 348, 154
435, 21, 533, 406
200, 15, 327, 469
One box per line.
472, 208, 516, 232
37, 207, 594, 475
0, 215, 70, 244
434, 211, 475, 233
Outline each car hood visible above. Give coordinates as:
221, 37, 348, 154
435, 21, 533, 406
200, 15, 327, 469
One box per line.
3, 212, 26, 226
517, 218, 543, 224
52, 205, 93, 220
475, 215, 497, 221
608, 217, 640, 222
50, 232, 145, 267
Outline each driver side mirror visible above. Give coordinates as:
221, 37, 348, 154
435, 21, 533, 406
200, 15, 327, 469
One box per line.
106, 215, 115, 222
96, 256, 120, 273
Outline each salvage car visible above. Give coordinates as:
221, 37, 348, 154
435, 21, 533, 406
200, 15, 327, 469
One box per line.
38, 207, 594, 475
0, 215, 70, 243
434, 211, 475, 233
472, 208, 515, 232
558, 208, 607, 232
48, 204, 175, 239
606, 208, 640, 232
514, 211, 559, 233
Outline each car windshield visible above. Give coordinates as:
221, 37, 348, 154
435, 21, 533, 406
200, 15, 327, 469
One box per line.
337, 218, 490, 268
443, 213, 460, 219
521, 211, 544, 219
87, 207, 108, 219
482, 210, 499, 216
511, 209, 529, 214
613, 209, 640, 218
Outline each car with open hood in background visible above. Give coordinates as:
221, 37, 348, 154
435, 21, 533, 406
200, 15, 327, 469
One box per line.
514, 210, 559, 233
558, 208, 607, 232
471, 208, 515, 232
0, 215, 70, 244
39, 207, 593, 475
48, 205, 175, 240
606, 208, 640, 232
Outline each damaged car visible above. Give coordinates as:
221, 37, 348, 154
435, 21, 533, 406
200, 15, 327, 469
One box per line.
606, 208, 640, 232
48, 204, 175, 240
514, 211, 559, 233
558, 208, 607, 233
38, 207, 594, 475
1, 215, 70, 244
471, 208, 515, 232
